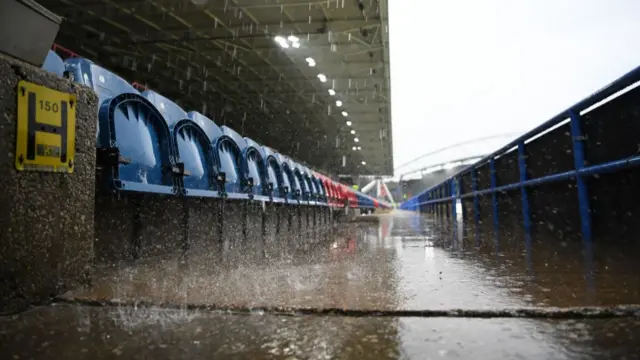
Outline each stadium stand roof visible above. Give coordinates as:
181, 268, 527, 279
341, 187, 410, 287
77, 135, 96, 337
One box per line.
40, 0, 393, 176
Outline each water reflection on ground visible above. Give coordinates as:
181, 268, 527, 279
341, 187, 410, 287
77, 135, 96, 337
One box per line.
1, 304, 639, 359
2, 210, 640, 359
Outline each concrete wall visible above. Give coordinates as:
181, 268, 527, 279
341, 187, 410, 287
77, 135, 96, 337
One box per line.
0, 54, 98, 313
94, 192, 338, 271
0, 55, 340, 314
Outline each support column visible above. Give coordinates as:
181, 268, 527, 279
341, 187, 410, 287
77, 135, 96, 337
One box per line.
0, 54, 98, 313
569, 110, 592, 241
517, 141, 532, 236
450, 178, 457, 221
489, 159, 499, 235
471, 169, 480, 226
458, 177, 466, 221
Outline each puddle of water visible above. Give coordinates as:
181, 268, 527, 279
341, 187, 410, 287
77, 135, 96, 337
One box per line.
65, 210, 640, 312
1, 305, 639, 360
5, 210, 640, 358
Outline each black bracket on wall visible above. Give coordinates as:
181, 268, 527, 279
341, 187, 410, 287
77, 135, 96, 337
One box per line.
242, 177, 254, 196
265, 182, 274, 201
164, 162, 191, 177
96, 147, 131, 168
216, 172, 227, 198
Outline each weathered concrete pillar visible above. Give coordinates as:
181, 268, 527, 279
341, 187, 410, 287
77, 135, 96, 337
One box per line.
136, 196, 184, 259
220, 200, 244, 264
299, 206, 309, 241
185, 198, 221, 261
93, 188, 134, 263
94, 193, 184, 262
263, 203, 280, 259
0, 54, 98, 313
280, 205, 296, 252
291, 206, 303, 249
244, 200, 264, 260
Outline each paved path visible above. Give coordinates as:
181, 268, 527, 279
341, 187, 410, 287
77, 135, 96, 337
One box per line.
1, 211, 640, 359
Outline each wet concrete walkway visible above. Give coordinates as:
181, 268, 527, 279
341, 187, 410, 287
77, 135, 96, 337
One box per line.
2, 211, 640, 359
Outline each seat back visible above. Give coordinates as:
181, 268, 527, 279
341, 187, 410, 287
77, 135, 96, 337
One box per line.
178, 112, 230, 196
277, 154, 298, 199
64, 58, 141, 148
243, 137, 269, 195
220, 126, 265, 195
312, 175, 324, 200
183, 112, 243, 193
302, 167, 317, 198
142, 90, 187, 127
64, 58, 138, 104
188, 111, 224, 142
65, 58, 175, 192
42, 50, 64, 77
263, 147, 284, 197
291, 162, 308, 198
141, 92, 220, 194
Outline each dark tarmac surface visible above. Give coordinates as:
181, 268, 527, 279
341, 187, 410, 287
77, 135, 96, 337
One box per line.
2, 211, 640, 359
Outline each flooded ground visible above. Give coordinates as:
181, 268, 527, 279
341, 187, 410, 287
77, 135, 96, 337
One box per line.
1, 210, 640, 359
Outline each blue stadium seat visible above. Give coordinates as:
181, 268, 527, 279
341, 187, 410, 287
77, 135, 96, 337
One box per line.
64, 58, 177, 194
302, 167, 320, 202
311, 174, 326, 203
181, 112, 245, 197
361, 194, 373, 208
220, 126, 265, 198
276, 154, 300, 201
134, 90, 215, 197
298, 166, 315, 203
141, 92, 216, 197
263, 146, 286, 201
168, 116, 242, 197
242, 137, 271, 198
42, 50, 64, 77
362, 194, 373, 208
290, 161, 309, 201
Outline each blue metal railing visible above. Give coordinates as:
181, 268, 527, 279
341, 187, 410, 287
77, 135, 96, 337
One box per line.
400, 65, 640, 242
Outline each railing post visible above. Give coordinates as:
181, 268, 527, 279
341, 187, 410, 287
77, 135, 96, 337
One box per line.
442, 184, 447, 220
434, 189, 439, 218
435, 186, 442, 220
458, 177, 466, 220
437, 186, 442, 219
429, 192, 433, 214
435, 187, 439, 218
489, 159, 499, 235
569, 110, 592, 242
471, 168, 480, 226
450, 178, 457, 221
517, 141, 532, 236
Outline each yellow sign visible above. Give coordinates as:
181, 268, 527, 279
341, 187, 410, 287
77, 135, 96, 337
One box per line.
352, 184, 359, 190
15, 81, 76, 173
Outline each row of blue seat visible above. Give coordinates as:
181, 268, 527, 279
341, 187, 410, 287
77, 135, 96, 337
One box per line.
43, 51, 327, 204
355, 193, 376, 208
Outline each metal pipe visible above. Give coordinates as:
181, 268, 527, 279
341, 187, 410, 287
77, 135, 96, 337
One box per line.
414, 154, 640, 206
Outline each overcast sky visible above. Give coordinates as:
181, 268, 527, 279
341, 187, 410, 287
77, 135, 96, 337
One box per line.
389, 0, 640, 175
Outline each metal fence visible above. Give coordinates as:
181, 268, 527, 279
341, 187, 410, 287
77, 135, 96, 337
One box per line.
400, 65, 640, 242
